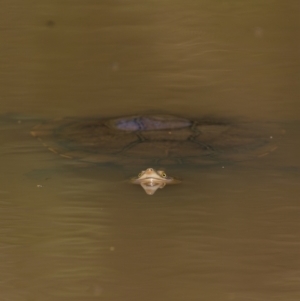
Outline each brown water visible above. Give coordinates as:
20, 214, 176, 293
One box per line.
1, 1, 300, 300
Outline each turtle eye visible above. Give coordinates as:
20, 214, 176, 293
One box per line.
138, 172, 142, 177
161, 172, 167, 178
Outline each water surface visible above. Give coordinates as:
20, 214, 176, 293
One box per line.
0, 0, 299, 300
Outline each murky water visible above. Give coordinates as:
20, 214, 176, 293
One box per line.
0, 0, 299, 300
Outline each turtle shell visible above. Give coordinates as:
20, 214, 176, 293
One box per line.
31, 114, 280, 166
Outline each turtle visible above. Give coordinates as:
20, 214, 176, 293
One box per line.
30, 114, 282, 195
31, 114, 280, 167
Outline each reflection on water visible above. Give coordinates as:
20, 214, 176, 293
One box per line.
0, 0, 299, 300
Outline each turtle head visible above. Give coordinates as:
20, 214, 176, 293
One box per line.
130, 168, 180, 195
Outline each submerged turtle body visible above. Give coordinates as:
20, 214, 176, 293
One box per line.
31, 114, 279, 166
